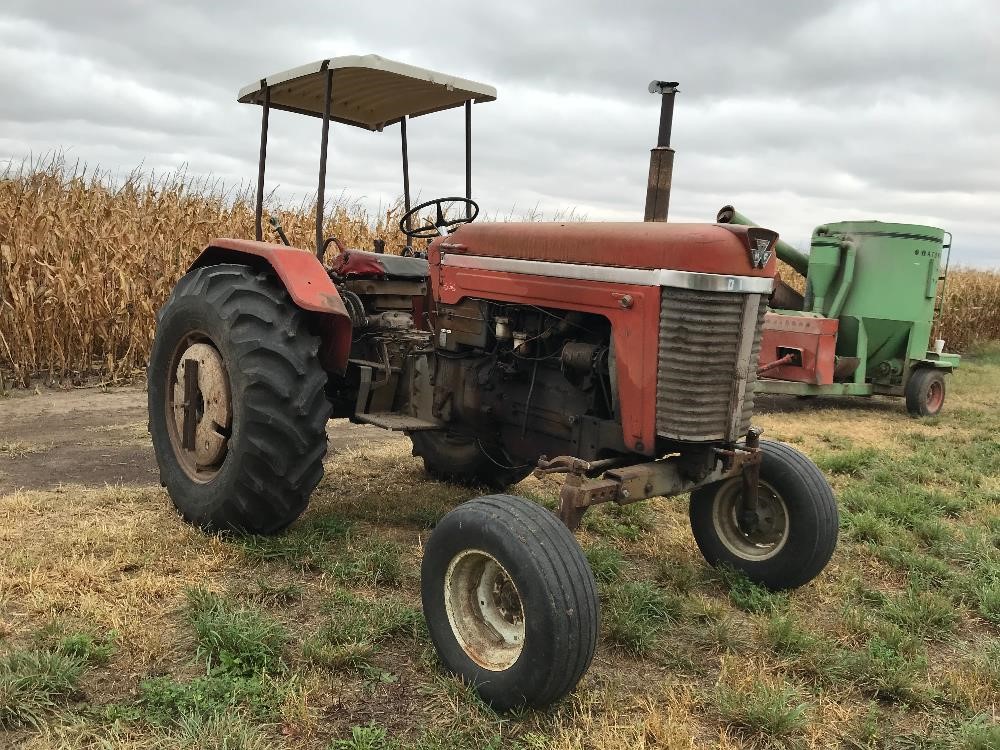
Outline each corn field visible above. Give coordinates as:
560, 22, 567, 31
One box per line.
1, 157, 999, 386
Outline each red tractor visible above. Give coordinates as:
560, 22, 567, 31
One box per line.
148, 55, 838, 710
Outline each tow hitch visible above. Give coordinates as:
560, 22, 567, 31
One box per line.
536, 427, 765, 530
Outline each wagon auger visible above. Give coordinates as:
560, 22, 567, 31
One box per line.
148, 55, 838, 709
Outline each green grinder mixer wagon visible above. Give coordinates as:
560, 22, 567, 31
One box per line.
717, 206, 960, 416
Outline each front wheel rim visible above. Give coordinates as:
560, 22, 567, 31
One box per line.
711, 479, 790, 561
444, 549, 525, 671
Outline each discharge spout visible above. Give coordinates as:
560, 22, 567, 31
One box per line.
716, 205, 811, 277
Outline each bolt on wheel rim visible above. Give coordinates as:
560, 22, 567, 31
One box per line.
167, 336, 232, 482
444, 549, 525, 671
712, 479, 789, 561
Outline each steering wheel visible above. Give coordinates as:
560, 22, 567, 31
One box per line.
399, 197, 479, 239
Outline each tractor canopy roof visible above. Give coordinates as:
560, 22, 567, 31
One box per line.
237, 54, 497, 131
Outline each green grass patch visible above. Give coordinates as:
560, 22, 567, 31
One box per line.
185, 587, 288, 676
138, 673, 283, 726
235, 514, 352, 569
0, 648, 86, 729
323, 538, 407, 586
881, 587, 959, 638
719, 569, 789, 614
584, 543, 625, 583
582, 502, 654, 542
303, 590, 421, 672
602, 581, 681, 655
715, 680, 809, 742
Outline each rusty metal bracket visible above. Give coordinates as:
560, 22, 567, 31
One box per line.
738, 426, 764, 529
537, 427, 766, 532
182, 358, 199, 452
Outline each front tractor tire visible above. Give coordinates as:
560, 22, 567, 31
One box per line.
148, 264, 330, 535
689, 439, 838, 591
421, 495, 598, 711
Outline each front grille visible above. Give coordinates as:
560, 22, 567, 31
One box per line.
656, 289, 766, 442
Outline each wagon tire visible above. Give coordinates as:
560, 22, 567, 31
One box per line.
905, 368, 946, 417
689, 439, 838, 591
148, 264, 330, 535
421, 494, 598, 711
411, 432, 532, 489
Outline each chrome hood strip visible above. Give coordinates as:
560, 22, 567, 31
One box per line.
440, 253, 774, 294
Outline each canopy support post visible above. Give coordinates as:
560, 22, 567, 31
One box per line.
464, 99, 472, 218
254, 83, 270, 242
316, 65, 333, 258
401, 116, 411, 233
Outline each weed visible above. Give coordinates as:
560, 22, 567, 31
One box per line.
602, 582, 681, 655
822, 632, 929, 702
329, 722, 396, 750
720, 569, 789, 614
139, 673, 282, 725
953, 715, 1000, 750
881, 587, 958, 638
0, 648, 86, 729
973, 577, 1000, 624
185, 587, 288, 676
171, 710, 272, 750
844, 510, 894, 544
764, 613, 823, 657
585, 543, 624, 583
304, 591, 421, 671
248, 578, 304, 604
715, 681, 809, 740
324, 538, 406, 586
582, 502, 653, 542
237, 514, 352, 569
815, 448, 882, 476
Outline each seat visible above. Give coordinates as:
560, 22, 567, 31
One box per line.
328, 249, 429, 280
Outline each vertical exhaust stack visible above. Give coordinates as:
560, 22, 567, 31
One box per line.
644, 81, 679, 222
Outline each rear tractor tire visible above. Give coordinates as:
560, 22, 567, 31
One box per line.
410, 432, 532, 489
148, 264, 330, 534
689, 439, 838, 591
905, 367, 946, 417
421, 494, 598, 710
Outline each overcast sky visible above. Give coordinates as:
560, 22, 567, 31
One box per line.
2, 1, 998, 267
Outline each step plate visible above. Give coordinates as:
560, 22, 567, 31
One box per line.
355, 413, 441, 432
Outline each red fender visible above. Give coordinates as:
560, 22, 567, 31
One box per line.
190, 238, 352, 373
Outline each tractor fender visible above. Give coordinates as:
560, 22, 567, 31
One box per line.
190, 238, 352, 373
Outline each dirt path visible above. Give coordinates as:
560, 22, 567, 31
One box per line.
0, 386, 403, 494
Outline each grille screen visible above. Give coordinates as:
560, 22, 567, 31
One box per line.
655, 289, 766, 442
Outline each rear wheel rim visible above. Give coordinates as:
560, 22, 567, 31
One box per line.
712, 479, 789, 561
165, 333, 232, 483
926, 379, 944, 413
444, 549, 525, 671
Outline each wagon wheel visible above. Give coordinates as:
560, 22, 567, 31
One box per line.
905, 368, 947, 417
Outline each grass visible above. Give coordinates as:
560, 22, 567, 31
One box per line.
715, 679, 809, 743
1, 346, 999, 747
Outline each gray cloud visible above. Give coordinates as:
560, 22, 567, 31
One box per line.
1, 0, 997, 266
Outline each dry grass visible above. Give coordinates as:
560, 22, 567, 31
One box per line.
2, 157, 998, 386
2, 350, 999, 748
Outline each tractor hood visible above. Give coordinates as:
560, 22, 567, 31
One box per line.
431, 222, 777, 279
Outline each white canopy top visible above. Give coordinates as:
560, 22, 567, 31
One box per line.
237, 54, 497, 131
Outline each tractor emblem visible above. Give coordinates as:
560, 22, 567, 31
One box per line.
751, 237, 773, 268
